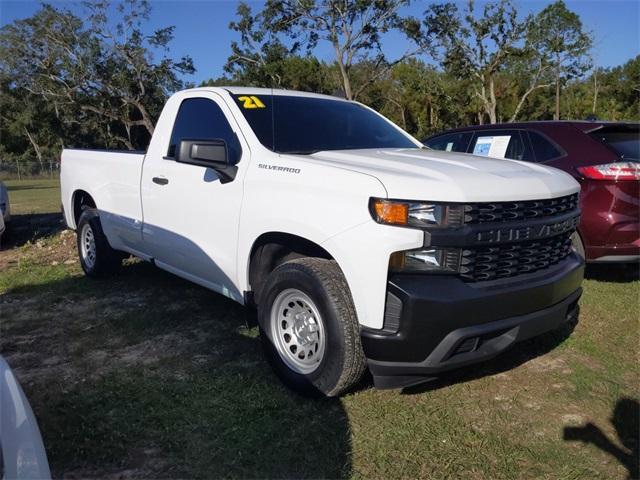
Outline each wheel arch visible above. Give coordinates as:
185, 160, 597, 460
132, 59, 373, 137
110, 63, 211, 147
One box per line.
246, 231, 335, 306
71, 189, 96, 229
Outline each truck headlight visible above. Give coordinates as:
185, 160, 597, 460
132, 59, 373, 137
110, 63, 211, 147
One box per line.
370, 198, 465, 228
389, 248, 461, 273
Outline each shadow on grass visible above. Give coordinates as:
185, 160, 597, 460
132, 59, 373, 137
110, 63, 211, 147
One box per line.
2, 213, 64, 249
3, 260, 353, 479
402, 312, 578, 395
6, 184, 59, 192
564, 397, 639, 479
585, 263, 639, 283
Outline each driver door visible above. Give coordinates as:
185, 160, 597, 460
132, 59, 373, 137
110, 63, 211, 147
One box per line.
140, 94, 247, 301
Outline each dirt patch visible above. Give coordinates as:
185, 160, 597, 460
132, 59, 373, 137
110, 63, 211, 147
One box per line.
0, 226, 75, 271
116, 333, 190, 366
525, 355, 572, 374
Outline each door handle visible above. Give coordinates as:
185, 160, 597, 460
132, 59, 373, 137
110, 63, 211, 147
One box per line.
152, 176, 169, 185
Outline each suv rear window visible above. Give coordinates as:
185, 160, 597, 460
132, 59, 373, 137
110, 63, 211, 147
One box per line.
528, 131, 563, 162
589, 126, 640, 160
424, 132, 472, 153
470, 130, 532, 161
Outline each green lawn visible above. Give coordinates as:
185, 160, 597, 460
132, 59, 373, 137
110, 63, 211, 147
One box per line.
0, 180, 638, 479
4, 178, 61, 215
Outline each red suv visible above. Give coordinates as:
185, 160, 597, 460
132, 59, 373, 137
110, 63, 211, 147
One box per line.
424, 122, 639, 263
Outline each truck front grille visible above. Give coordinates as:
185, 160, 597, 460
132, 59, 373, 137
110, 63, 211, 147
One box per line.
465, 193, 579, 224
459, 231, 574, 282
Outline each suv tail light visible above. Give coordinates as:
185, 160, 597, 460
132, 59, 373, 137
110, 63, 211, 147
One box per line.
577, 162, 640, 181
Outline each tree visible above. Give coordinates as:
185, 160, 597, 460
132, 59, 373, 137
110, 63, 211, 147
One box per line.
504, 31, 555, 122
0, 82, 67, 175
225, 5, 334, 93
561, 55, 640, 122
530, 0, 592, 120
0, 0, 194, 150
228, 0, 432, 100
226, 2, 298, 88
377, 60, 471, 138
428, 0, 530, 124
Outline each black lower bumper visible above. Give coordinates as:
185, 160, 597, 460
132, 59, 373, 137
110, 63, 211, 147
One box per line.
361, 253, 584, 389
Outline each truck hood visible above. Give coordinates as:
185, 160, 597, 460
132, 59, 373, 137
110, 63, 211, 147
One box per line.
303, 148, 580, 202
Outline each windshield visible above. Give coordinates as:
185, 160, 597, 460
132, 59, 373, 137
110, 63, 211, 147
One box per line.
231, 94, 417, 154
589, 126, 640, 161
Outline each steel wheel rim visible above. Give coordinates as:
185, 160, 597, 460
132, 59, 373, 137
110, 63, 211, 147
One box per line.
270, 288, 326, 374
80, 223, 96, 269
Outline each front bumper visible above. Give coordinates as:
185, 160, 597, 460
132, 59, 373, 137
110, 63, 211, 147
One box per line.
361, 253, 584, 389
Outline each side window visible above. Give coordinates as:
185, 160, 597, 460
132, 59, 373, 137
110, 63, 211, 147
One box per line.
424, 132, 473, 153
528, 130, 563, 162
470, 130, 533, 161
167, 98, 242, 163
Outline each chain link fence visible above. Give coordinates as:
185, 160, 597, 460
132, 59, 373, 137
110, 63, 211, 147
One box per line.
0, 159, 60, 180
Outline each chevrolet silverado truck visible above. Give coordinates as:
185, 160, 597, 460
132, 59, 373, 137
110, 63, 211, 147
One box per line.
60, 87, 584, 396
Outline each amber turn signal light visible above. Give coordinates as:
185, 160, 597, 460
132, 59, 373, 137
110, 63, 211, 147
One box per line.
371, 199, 408, 225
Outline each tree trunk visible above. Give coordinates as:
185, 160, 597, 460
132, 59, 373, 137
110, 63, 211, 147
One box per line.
510, 83, 553, 123
592, 69, 599, 115
134, 101, 155, 137
554, 58, 561, 120
487, 99, 497, 124
487, 77, 497, 124
333, 43, 352, 100
24, 127, 44, 171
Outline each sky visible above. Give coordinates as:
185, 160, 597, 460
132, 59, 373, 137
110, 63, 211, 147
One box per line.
1, 0, 639, 85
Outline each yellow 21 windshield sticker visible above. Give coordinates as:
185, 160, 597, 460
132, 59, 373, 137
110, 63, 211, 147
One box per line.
238, 95, 266, 109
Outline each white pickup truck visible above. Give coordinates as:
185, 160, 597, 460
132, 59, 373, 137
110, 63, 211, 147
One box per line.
61, 87, 584, 395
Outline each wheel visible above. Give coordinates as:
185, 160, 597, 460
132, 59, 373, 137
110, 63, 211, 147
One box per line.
76, 208, 123, 277
258, 257, 367, 397
571, 231, 585, 261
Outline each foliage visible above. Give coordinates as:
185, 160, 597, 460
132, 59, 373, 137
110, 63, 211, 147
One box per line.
375, 59, 476, 138
226, 0, 432, 100
0, 0, 637, 174
0, 0, 193, 165
426, 0, 532, 124
528, 0, 592, 119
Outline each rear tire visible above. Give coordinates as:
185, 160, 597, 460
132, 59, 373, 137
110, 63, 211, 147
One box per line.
258, 257, 367, 397
76, 208, 123, 277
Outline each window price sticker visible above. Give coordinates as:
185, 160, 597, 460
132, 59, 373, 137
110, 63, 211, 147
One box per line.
473, 135, 511, 158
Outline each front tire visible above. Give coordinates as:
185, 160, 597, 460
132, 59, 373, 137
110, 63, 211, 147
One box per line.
76, 208, 123, 277
258, 258, 367, 397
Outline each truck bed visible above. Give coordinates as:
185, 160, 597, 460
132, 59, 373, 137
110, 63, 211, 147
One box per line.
60, 148, 146, 252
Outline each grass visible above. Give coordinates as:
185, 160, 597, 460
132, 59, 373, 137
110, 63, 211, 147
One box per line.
4, 178, 61, 215
0, 179, 638, 479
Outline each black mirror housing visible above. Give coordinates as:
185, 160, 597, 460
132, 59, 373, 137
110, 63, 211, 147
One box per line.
177, 139, 227, 166
176, 139, 238, 183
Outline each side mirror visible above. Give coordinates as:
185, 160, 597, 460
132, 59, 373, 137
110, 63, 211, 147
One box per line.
176, 139, 238, 183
